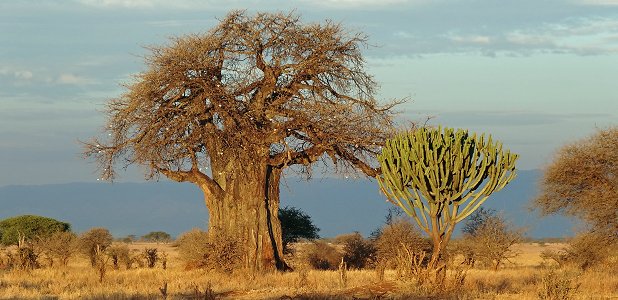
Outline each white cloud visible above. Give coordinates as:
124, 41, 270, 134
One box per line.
304, 0, 431, 8
14, 70, 34, 80
74, 0, 237, 9
575, 0, 618, 5
506, 32, 554, 46
393, 31, 414, 39
76, 0, 157, 8
449, 35, 492, 45
0, 67, 34, 80
57, 73, 95, 85
504, 17, 618, 55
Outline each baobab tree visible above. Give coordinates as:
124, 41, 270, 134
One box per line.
84, 11, 397, 272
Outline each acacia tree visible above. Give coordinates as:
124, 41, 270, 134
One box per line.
535, 127, 618, 237
376, 127, 518, 270
84, 11, 395, 272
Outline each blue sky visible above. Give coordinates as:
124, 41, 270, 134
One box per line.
1, 0, 617, 185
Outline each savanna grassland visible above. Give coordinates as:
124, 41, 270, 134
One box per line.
1, 241, 617, 299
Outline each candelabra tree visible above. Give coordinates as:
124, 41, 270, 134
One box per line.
376, 127, 518, 270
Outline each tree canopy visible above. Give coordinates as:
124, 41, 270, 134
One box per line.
279, 206, 320, 253
84, 11, 396, 183
0, 215, 71, 246
141, 231, 172, 243
535, 126, 618, 237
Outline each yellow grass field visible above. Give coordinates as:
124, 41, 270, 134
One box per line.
0, 242, 616, 299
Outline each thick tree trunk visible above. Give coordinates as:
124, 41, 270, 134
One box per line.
200, 159, 288, 272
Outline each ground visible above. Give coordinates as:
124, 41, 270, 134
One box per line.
0, 242, 616, 299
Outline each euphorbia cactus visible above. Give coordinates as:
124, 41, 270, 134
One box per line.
377, 126, 518, 269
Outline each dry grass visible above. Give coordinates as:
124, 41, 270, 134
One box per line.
0, 242, 616, 299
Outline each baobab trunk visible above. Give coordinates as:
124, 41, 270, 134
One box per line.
201, 159, 287, 272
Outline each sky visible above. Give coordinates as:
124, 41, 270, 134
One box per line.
1, 0, 617, 186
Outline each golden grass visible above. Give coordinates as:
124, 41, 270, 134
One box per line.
0, 242, 616, 299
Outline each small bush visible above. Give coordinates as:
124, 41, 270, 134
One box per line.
6, 246, 40, 270
538, 269, 580, 300
460, 209, 524, 270
79, 227, 113, 267
106, 244, 130, 270
144, 248, 158, 268
542, 232, 617, 270
338, 232, 375, 269
374, 218, 428, 269
176, 228, 242, 273
305, 240, 342, 270
33, 231, 78, 267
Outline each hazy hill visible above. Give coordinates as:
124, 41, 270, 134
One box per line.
0, 170, 576, 239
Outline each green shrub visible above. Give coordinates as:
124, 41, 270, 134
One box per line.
279, 206, 320, 254
0, 215, 71, 246
141, 231, 172, 243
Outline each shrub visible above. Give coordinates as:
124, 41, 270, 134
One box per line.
305, 240, 342, 270
1, 245, 40, 271
461, 208, 524, 270
537, 269, 580, 300
176, 228, 209, 263
338, 232, 375, 269
106, 244, 130, 270
176, 228, 242, 273
374, 218, 428, 269
542, 232, 617, 270
0, 215, 70, 246
141, 231, 172, 243
79, 227, 113, 267
33, 231, 78, 267
279, 206, 320, 254
144, 248, 158, 268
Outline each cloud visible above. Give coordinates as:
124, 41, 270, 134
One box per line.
73, 0, 253, 10
308, 0, 414, 5
75, 0, 158, 8
0, 67, 34, 80
576, 0, 618, 5
449, 35, 492, 45
57, 73, 96, 85
413, 110, 612, 128
504, 17, 618, 55
14, 70, 34, 80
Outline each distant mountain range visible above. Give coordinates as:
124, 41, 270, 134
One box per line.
0, 170, 577, 239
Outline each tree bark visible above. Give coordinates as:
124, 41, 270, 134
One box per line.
200, 157, 288, 272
